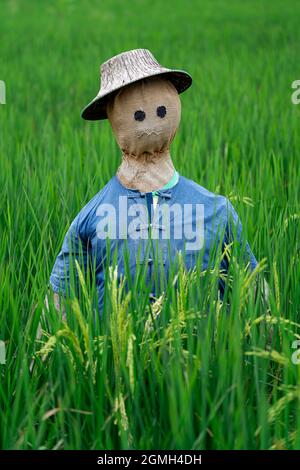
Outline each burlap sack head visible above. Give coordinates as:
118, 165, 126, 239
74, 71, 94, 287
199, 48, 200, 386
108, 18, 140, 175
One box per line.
106, 76, 181, 159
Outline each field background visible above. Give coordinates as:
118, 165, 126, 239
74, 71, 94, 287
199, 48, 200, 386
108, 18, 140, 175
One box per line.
0, 0, 300, 450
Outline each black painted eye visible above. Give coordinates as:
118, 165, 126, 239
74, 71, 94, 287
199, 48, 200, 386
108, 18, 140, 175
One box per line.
134, 110, 146, 121
157, 105, 167, 118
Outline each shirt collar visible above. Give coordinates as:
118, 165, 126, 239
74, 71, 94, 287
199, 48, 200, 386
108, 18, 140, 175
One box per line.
113, 174, 180, 200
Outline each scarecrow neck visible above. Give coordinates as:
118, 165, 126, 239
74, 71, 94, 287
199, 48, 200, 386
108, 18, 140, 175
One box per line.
116, 148, 175, 192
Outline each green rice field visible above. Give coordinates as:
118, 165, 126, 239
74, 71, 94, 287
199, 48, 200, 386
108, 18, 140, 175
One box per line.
0, 0, 299, 450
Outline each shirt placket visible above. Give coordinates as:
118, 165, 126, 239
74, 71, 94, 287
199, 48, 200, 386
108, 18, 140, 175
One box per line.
126, 189, 171, 297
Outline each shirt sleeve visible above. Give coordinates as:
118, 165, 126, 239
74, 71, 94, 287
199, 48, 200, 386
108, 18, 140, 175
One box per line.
49, 212, 89, 297
222, 199, 258, 272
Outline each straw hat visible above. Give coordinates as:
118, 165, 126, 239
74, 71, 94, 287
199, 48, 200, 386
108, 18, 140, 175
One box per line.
81, 48, 192, 121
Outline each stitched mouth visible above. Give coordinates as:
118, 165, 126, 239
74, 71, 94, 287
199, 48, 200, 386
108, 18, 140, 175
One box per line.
137, 129, 163, 138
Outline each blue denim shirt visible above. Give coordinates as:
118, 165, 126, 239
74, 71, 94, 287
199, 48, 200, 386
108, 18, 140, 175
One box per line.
50, 174, 257, 314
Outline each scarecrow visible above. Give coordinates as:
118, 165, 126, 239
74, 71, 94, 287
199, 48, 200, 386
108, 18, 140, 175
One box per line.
49, 49, 258, 315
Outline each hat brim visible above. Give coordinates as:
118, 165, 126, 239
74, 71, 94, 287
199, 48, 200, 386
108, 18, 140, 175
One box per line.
81, 69, 192, 121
